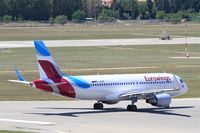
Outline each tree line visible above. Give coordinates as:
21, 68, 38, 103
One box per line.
0, 0, 199, 23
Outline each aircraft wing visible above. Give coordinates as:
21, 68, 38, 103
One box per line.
120, 87, 180, 99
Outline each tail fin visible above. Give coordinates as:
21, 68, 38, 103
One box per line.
34, 41, 63, 79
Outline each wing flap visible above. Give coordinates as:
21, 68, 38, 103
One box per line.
120, 88, 180, 98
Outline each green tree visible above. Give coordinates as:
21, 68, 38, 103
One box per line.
0, 0, 199, 21
112, 0, 138, 19
54, 15, 67, 25
0, 0, 9, 17
72, 10, 86, 22
156, 11, 166, 19
3, 15, 12, 23
31, 0, 51, 20
154, 0, 172, 13
53, 0, 83, 20
122, 0, 138, 19
82, 0, 102, 19
17, 16, 23, 22
167, 13, 182, 24
154, 0, 200, 13
97, 9, 118, 22
177, 10, 190, 19
146, 0, 156, 19
138, 1, 149, 19
123, 13, 131, 20
49, 17, 54, 24
5, 0, 52, 21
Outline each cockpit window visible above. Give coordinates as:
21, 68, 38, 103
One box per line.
180, 79, 184, 83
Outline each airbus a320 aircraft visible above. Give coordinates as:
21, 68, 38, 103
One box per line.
9, 41, 188, 111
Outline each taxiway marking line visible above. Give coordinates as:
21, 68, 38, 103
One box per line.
0, 118, 56, 125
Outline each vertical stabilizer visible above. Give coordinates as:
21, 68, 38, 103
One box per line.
34, 41, 63, 79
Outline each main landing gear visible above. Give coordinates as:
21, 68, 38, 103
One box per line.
164, 105, 170, 109
93, 98, 138, 111
127, 105, 137, 111
127, 97, 138, 111
93, 102, 104, 110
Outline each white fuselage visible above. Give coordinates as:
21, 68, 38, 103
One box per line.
64, 73, 188, 101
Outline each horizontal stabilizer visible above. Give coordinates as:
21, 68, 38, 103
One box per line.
8, 80, 30, 85
8, 69, 30, 85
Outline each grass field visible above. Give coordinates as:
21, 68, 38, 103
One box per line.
0, 44, 200, 100
0, 23, 200, 41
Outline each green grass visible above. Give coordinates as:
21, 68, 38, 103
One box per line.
0, 23, 200, 41
0, 44, 200, 100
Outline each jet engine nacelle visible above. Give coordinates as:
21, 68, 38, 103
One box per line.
146, 93, 171, 107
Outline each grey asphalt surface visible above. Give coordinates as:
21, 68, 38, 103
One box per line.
0, 98, 199, 133
0, 37, 200, 48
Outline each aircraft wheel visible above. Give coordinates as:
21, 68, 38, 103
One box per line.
93, 103, 104, 110
164, 105, 170, 109
99, 103, 103, 109
127, 105, 137, 111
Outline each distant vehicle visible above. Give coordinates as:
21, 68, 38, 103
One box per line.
85, 18, 94, 22
9, 41, 188, 111
160, 31, 172, 40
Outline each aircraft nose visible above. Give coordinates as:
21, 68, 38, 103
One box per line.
175, 75, 188, 95
182, 82, 188, 94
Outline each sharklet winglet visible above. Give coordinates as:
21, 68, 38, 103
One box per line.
15, 69, 25, 81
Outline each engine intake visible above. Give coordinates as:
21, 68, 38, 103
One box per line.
146, 93, 171, 107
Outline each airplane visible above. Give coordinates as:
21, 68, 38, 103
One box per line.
8, 41, 188, 111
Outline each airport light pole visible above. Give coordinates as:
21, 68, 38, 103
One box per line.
184, 20, 189, 59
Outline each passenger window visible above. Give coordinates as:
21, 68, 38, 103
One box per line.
180, 79, 184, 83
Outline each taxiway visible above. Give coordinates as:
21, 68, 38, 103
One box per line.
0, 37, 200, 48
0, 98, 199, 133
